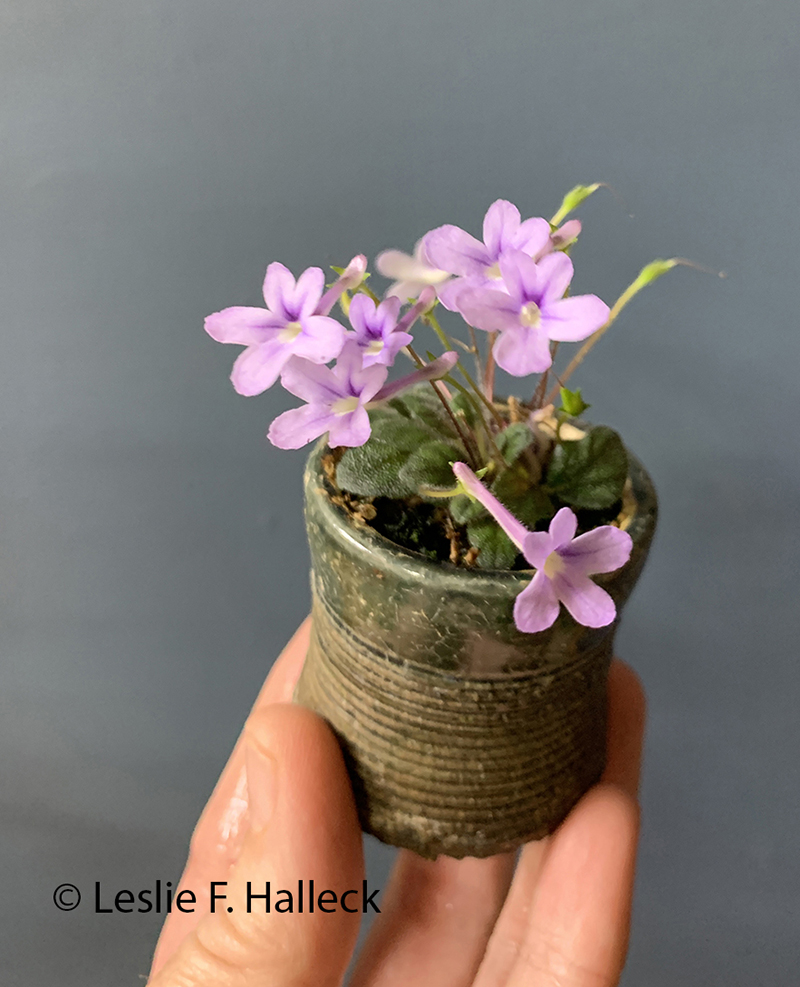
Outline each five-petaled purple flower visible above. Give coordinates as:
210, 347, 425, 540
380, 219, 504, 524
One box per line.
452, 462, 632, 633
457, 250, 610, 376
422, 199, 553, 311
268, 343, 388, 450
348, 294, 413, 368
205, 262, 347, 396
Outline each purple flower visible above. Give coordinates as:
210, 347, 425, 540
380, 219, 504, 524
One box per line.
452, 462, 632, 633
316, 254, 368, 316
348, 294, 413, 368
205, 263, 347, 396
268, 343, 388, 450
422, 199, 552, 311
375, 240, 451, 300
456, 250, 610, 376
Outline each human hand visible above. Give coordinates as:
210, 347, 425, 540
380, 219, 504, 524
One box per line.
147, 619, 645, 987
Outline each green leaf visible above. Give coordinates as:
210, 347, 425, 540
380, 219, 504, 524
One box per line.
336, 441, 417, 498
398, 440, 463, 494
448, 385, 481, 428
492, 469, 554, 528
466, 518, 520, 569
449, 493, 487, 525
496, 423, 534, 466
545, 426, 628, 510
394, 387, 458, 437
369, 415, 438, 451
559, 387, 590, 418
550, 183, 601, 226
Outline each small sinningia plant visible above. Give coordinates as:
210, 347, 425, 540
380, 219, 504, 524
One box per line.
206, 185, 690, 634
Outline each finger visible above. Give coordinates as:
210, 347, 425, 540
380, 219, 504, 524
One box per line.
150, 618, 310, 975
602, 659, 646, 799
505, 784, 639, 987
349, 850, 515, 987
473, 657, 646, 986
148, 703, 364, 987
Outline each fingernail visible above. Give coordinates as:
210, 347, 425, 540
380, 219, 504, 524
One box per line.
245, 740, 278, 831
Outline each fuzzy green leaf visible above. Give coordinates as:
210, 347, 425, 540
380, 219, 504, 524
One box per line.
369, 415, 438, 451
496, 423, 534, 466
398, 440, 463, 494
336, 441, 416, 498
394, 388, 458, 437
545, 426, 628, 510
449, 493, 487, 525
466, 518, 520, 569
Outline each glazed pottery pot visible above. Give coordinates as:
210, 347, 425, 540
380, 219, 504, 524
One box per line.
294, 437, 657, 859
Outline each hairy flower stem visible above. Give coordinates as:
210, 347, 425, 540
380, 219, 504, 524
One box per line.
484, 333, 497, 402
406, 344, 480, 468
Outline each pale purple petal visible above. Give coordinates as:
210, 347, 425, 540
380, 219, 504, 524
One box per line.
267, 403, 336, 450
436, 277, 471, 311
515, 217, 553, 258
371, 351, 457, 403
451, 462, 529, 551
230, 339, 291, 396
560, 526, 633, 576
422, 225, 490, 278
549, 507, 578, 549
548, 218, 581, 251
537, 251, 574, 302
550, 572, 617, 628
521, 531, 554, 570
290, 267, 325, 319
347, 292, 373, 338
483, 200, 520, 257
292, 315, 347, 363
457, 287, 519, 333
279, 357, 344, 404
362, 330, 413, 368
262, 262, 295, 317
499, 251, 543, 305
316, 255, 368, 315
543, 295, 610, 342
493, 326, 552, 376
328, 405, 372, 447
204, 307, 284, 346
513, 571, 561, 633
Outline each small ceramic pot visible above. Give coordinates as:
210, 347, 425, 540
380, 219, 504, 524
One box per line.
294, 438, 657, 859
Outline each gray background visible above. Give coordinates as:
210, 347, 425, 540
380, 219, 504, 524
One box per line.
1, 0, 798, 982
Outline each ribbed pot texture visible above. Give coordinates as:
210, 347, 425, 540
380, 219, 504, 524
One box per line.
294, 439, 657, 859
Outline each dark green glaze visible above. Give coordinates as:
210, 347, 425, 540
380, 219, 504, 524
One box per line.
294, 438, 657, 859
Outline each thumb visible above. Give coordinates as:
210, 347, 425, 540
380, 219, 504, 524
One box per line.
148, 704, 365, 986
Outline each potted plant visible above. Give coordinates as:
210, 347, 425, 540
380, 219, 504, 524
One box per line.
204, 186, 687, 859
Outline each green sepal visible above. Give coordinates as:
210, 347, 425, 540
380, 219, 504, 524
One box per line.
550, 183, 601, 226
545, 426, 628, 510
559, 387, 590, 418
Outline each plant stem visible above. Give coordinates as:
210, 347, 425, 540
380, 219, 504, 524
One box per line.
531, 342, 559, 409
467, 326, 482, 379
406, 344, 479, 468
484, 332, 497, 402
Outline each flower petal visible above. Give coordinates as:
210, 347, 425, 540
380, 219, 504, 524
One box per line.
494, 326, 552, 376
290, 266, 325, 319
549, 506, 578, 549
543, 294, 610, 342
230, 339, 290, 396
262, 262, 296, 317
436, 277, 471, 311
513, 570, 560, 633
422, 225, 489, 278
537, 251, 574, 302
521, 531, 554, 570
515, 216, 553, 258
550, 572, 617, 628
483, 200, 521, 257
499, 251, 543, 306
457, 287, 519, 333
328, 405, 372, 447
280, 357, 343, 404
204, 307, 283, 346
267, 403, 336, 450
451, 462, 529, 551
292, 315, 347, 363
560, 525, 633, 575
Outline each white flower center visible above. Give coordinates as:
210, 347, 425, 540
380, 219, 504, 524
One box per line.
543, 550, 566, 579
484, 261, 502, 280
331, 396, 359, 416
278, 320, 303, 342
365, 339, 384, 356
520, 302, 542, 328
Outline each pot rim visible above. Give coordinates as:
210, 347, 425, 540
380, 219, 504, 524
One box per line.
304, 435, 658, 593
